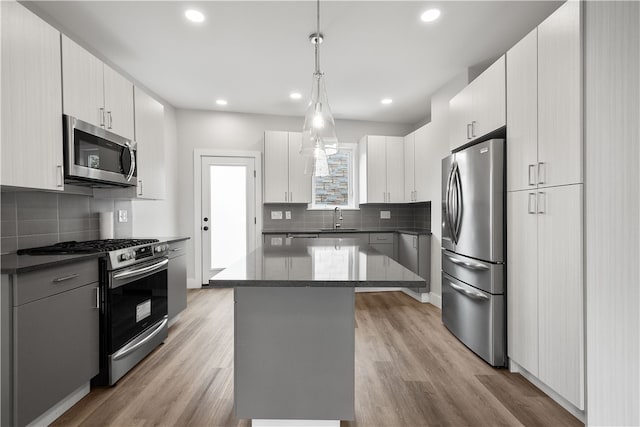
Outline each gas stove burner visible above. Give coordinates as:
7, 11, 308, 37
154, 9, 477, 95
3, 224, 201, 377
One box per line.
17, 239, 160, 255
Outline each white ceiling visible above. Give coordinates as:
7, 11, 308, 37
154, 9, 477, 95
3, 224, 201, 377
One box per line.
30, 1, 562, 125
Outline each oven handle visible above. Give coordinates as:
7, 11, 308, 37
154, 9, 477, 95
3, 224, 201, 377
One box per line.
112, 316, 168, 361
113, 258, 168, 281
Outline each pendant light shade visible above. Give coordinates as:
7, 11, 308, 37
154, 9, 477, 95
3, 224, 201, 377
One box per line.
300, 0, 338, 177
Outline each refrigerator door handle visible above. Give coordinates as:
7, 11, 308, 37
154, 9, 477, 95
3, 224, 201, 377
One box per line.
448, 280, 490, 301
444, 254, 490, 271
453, 164, 463, 242
446, 163, 457, 244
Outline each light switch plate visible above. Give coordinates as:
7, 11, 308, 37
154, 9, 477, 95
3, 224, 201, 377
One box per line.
271, 211, 283, 220
380, 210, 391, 219
285, 211, 291, 220
118, 209, 128, 223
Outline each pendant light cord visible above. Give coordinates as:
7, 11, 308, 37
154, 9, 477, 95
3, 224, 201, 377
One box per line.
315, 0, 320, 75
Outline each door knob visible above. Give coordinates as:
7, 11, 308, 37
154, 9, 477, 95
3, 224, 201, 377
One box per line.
203, 226, 209, 231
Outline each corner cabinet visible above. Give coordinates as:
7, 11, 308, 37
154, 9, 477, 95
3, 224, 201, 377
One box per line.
1, 1, 64, 191
506, 0, 584, 411
263, 131, 311, 203
404, 124, 432, 202
449, 55, 506, 151
359, 135, 404, 204
134, 87, 166, 200
62, 35, 134, 140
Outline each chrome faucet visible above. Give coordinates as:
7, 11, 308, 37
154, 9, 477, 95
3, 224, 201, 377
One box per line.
333, 206, 343, 230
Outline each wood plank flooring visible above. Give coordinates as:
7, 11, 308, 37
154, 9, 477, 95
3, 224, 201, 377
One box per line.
52, 289, 582, 427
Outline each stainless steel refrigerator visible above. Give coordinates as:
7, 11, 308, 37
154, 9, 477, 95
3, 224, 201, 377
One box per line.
441, 139, 506, 367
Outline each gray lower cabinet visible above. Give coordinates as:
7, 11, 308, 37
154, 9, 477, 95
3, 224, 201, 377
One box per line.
15, 283, 99, 426
4, 258, 100, 426
398, 233, 430, 292
168, 240, 187, 321
369, 233, 395, 258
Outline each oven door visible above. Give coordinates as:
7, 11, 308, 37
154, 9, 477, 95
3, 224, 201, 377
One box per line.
107, 257, 168, 354
64, 115, 137, 187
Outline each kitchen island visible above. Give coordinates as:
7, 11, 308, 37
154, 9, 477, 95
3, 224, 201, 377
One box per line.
210, 238, 425, 427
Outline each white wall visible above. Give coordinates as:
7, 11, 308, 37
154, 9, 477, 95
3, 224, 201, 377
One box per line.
176, 109, 413, 286
418, 71, 470, 304
132, 104, 179, 237
585, 2, 640, 425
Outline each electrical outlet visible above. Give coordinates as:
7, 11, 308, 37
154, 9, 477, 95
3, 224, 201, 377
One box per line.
285, 211, 291, 220
380, 210, 391, 219
271, 211, 283, 220
118, 210, 128, 223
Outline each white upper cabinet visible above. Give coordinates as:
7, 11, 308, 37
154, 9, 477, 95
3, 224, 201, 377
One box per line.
134, 87, 165, 200
537, 0, 582, 188
1, 1, 64, 191
404, 124, 431, 203
264, 131, 311, 203
507, 1, 582, 191
449, 55, 506, 151
359, 135, 404, 204
62, 35, 134, 140
507, 29, 539, 192
403, 132, 415, 202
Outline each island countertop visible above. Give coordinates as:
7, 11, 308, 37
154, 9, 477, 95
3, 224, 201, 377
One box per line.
209, 237, 426, 287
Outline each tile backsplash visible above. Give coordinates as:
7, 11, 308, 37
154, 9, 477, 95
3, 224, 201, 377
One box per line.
262, 202, 431, 232
1, 191, 132, 254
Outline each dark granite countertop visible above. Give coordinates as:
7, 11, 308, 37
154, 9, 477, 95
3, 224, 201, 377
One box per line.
1, 253, 102, 274
262, 228, 431, 236
133, 236, 190, 244
209, 237, 426, 288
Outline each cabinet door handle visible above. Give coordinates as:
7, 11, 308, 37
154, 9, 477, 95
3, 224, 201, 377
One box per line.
94, 287, 100, 309
383, 192, 386, 203
53, 273, 79, 283
56, 165, 64, 187
413, 236, 417, 248
471, 121, 477, 138
537, 192, 546, 214
528, 164, 536, 186
138, 179, 143, 196
538, 162, 546, 185
107, 111, 113, 129
99, 107, 105, 127
527, 192, 537, 214
466, 123, 472, 140
285, 191, 288, 202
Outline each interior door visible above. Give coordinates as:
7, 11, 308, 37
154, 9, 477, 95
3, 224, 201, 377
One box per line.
201, 156, 256, 283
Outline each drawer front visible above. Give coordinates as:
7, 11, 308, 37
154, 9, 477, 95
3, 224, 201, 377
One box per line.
14, 259, 99, 306
167, 240, 187, 259
369, 233, 394, 244
442, 249, 504, 294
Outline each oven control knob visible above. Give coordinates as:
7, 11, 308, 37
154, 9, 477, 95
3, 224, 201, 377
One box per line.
155, 245, 164, 253
120, 253, 132, 261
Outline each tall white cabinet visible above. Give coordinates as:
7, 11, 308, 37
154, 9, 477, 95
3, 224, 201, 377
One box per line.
359, 135, 403, 204
263, 131, 311, 203
1, 1, 64, 191
506, 0, 584, 411
134, 87, 166, 200
62, 35, 134, 140
403, 124, 431, 203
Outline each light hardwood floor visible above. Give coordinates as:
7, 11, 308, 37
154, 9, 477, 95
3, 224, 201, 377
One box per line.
53, 289, 582, 427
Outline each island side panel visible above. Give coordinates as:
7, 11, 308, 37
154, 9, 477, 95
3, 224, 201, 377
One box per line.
234, 286, 355, 421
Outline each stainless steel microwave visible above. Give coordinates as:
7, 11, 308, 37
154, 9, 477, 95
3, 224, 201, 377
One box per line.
63, 115, 137, 187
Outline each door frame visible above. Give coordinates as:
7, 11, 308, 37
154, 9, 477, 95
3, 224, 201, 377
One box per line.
193, 149, 262, 287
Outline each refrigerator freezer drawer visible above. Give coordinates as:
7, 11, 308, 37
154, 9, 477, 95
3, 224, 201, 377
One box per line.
442, 272, 506, 367
442, 249, 505, 294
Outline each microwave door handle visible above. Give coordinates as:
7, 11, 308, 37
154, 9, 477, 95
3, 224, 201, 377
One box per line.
125, 142, 135, 182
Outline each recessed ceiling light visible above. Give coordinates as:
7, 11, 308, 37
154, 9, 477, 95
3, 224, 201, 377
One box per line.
290, 92, 302, 100
421, 9, 441, 23
381, 98, 393, 105
216, 99, 228, 106
185, 9, 205, 23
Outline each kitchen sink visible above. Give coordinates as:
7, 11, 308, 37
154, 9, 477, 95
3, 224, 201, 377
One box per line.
319, 228, 359, 232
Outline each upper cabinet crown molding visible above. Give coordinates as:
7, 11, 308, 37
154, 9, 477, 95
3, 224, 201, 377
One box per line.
449, 55, 506, 151
61, 35, 134, 140
1, 1, 64, 191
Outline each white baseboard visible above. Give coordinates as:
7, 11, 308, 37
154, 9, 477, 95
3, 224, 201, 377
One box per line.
401, 288, 430, 303
509, 360, 585, 423
355, 287, 401, 293
429, 292, 442, 308
252, 420, 339, 427
26, 383, 89, 427
187, 278, 200, 289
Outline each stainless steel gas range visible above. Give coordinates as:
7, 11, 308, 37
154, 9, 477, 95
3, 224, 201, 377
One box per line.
19, 239, 170, 385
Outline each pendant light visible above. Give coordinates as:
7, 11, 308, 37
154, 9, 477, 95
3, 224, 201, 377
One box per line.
301, 0, 337, 177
